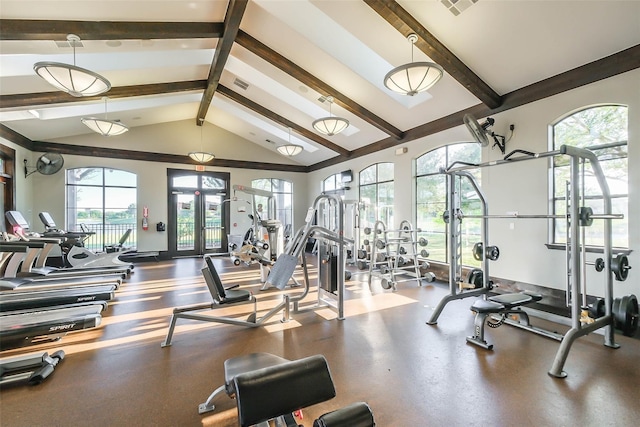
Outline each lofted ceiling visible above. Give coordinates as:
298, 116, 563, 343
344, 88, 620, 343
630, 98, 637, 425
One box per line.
1, 0, 639, 170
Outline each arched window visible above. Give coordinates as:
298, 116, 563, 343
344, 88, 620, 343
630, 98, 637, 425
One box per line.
66, 167, 137, 250
251, 178, 293, 230
322, 173, 341, 193
550, 105, 628, 249
415, 143, 481, 263
359, 162, 394, 233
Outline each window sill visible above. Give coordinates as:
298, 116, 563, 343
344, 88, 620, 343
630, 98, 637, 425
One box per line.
545, 243, 632, 255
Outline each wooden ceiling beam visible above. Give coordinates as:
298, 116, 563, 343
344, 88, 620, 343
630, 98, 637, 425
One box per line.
0, 80, 207, 109
196, 0, 248, 124
236, 30, 404, 140
364, 0, 502, 109
217, 85, 350, 156
0, 19, 223, 40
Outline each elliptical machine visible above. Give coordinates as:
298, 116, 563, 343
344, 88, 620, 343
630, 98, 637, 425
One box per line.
38, 212, 133, 271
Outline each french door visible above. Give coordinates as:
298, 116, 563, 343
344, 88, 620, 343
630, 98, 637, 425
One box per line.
167, 169, 230, 257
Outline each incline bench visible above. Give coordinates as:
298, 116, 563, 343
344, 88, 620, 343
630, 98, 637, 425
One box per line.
467, 291, 543, 350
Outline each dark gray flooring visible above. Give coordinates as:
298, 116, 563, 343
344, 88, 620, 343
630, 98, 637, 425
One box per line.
1, 257, 638, 426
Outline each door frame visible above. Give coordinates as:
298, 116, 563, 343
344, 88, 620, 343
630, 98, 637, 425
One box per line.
167, 169, 230, 258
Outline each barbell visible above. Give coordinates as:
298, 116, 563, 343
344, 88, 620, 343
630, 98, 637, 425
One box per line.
442, 208, 623, 224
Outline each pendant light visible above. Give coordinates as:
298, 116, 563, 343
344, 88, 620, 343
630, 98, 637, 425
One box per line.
188, 119, 215, 163
384, 33, 443, 96
277, 127, 303, 156
81, 97, 128, 136
34, 34, 111, 97
312, 96, 349, 136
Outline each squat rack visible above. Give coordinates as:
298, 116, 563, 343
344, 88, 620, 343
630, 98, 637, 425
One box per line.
428, 144, 632, 378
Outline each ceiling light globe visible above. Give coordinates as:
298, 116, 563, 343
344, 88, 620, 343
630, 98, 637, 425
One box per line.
188, 151, 215, 163
277, 144, 303, 156
312, 116, 350, 136
81, 117, 129, 136
384, 62, 443, 96
34, 62, 111, 97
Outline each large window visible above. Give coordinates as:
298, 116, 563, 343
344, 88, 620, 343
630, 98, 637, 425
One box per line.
66, 168, 137, 251
251, 178, 293, 230
359, 163, 394, 234
550, 105, 628, 249
415, 143, 481, 264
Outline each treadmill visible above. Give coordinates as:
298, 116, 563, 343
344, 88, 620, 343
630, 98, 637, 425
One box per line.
0, 283, 116, 312
1, 242, 124, 289
0, 302, 105, 350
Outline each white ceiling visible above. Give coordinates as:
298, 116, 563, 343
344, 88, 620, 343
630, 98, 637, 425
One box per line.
1, 0, 638, 166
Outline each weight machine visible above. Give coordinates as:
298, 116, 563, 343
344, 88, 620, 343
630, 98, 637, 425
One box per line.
427, 145, 636, 378
270, 194, 352, 320
223, 185, 284, 284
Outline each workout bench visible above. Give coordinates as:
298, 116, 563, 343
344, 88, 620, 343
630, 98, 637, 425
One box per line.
466, 291, 545, 349
199, 352, 374, 426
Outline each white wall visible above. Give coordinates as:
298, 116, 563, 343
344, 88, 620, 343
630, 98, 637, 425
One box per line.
309, 69, 640, 298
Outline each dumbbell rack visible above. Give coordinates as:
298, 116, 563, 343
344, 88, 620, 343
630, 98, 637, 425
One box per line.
367, 220, 427, 291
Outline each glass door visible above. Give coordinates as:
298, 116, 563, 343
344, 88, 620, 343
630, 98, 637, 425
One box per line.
168, 170, 229, 257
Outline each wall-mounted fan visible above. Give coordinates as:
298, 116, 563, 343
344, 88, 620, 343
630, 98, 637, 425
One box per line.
463, 114, 513, 154
24, 153, 65, 177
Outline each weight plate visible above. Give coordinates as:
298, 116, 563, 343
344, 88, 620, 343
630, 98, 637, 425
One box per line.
579, 206, 594, 227
375, 240, 386, 250
364, 227, 372, 235
486, 245, 500, 261
467, 268, 483, 289
381, 279, 392, 290
594, 258, 605, 272
612, 253, 630, 281
418, 237, 428, 247
473, 242, 483, 261
423, 272, 436, 282
588, 298, 605, 318
357, 261, 368, 270
614, 295, 639, 337
420, 249, 430, 258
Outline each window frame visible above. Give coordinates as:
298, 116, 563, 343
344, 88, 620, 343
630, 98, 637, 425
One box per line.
414, 142, 481, 265
548, 104, 629, 252
66, 167, 137, 251
251, 178, 294, 230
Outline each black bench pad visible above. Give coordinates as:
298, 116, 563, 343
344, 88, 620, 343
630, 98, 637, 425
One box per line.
472, 292, 542, 313
313, 402, 375, 427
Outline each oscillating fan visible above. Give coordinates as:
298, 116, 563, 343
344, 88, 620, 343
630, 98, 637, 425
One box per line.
463, 114, 509, 154
24, 153, 65, 177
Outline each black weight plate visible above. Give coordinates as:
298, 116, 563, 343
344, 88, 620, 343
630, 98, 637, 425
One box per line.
473, 242, 483, 261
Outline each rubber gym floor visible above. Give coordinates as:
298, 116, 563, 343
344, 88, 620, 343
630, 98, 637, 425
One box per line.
1, 256, 638, 426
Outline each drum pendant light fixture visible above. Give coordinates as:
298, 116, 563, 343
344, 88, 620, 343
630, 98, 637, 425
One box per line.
384, 33, 443, 96
188, 119, 215, 163
277, 127, 303, 156
34, 34, 111, 97
312, 96, 349, 136
81, 97, 128, 136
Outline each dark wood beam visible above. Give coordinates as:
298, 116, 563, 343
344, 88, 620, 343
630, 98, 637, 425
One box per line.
308, 44, 640, 171
0, 19, 223, 40
236, 30, 404, 140
27, 140, 307, 173
0, 124, 34, 150
217, 85, 350, 156
196, 0, 248, 123
364, 0, 502, 109
0, 80, 207, 109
